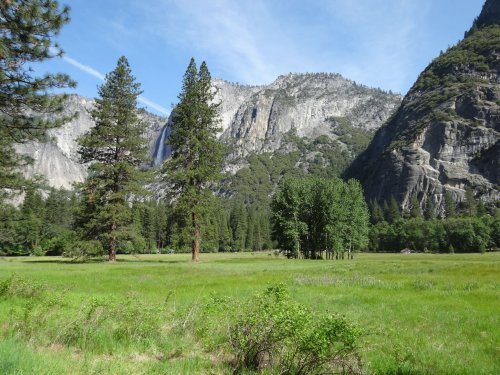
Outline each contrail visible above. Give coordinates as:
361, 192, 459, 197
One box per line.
57, 52, 169, 115
62, 55, 106, 81
137, 96, 170, 115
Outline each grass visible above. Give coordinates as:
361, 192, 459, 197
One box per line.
0, 252, 499, 374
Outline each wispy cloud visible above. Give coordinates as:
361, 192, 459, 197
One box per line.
320, 0, 430, 92
137, 0, 311, 85
62, 55, 105, 81
60, 54, 169, 115
137, 96, 169, 115
130, 0, 429, 93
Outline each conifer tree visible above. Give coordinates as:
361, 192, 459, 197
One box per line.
369, 200, 385, 224
259, 213, 272, 250
476, 201, 488, 217
385, 196, 401, 223
463, 187, 477, 217
77, 56, 149, 261
245, 208, 255, 250
409, 195, 422, 219
230, 200, 247, 251
424, 197, 436, 220
218, 211, 232, 252
18, 186, 44, 250
0, 0, 75, 198
252, 213, 263, 251
444, 191, 456, 218
43, 188, 74, 238
162, 58, 224, 261
154, 201, 168, 250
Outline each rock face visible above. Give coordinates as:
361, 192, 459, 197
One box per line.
219, 73, 401, 158
21, 73, 401, 190
346, 2, 500, 211
153, 73, 401, 163
152, 79, 263, 165
16, 94, 166, 189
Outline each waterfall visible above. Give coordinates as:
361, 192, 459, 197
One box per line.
154, 126, 168, 166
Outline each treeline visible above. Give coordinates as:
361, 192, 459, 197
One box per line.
0, 190, 274, 256
133, 199, 273, 254
368, 192, 500, 253
0, 188, 76, 256
1, 186, 499, 257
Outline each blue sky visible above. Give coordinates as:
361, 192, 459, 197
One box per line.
42, 0, 484, 116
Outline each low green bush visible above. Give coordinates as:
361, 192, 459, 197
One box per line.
228, 284, 362, 374
62, 240, 104, 260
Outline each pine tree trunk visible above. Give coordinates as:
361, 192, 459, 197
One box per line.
109, 237, 117, 262
109, 222, 117, 262
192, 211, 200, 262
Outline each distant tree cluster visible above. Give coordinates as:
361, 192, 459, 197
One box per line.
368, 190, 500, 253
0, 187, 76, 256
132, 198, 273, 254
271, 177, 369, 259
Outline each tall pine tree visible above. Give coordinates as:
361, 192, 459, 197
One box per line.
409, 195, 422, 219
385, 196, 401, 223
77, 56, 149, 261
0, 0, 75, 198
444, 191, 456, 218
463, 187, 477, 217
424, 197, 436, 220
163, 58, 223, 261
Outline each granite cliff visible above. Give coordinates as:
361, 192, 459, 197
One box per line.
218, 73, 400, 158
17, 74, 401, 190
346, 0, 500, 212
154, 73, 401, 169
16, 95, 166, 189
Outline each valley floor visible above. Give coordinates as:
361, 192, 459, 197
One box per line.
0, 252, 498, 374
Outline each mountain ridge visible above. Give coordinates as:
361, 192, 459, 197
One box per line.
346, 1, 500, 212
18, 73, 401, 191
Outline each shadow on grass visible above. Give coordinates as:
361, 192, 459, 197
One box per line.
16, 257, 107, 264
13, 256, 189, 265
115, 258, 188, 264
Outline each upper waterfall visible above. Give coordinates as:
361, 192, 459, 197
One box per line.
153, 125, 170, 166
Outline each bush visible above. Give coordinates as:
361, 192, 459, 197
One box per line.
62, 240, 104, 260
31, 246, 44, 256
43, 231, 77, 256
229, 284, 362, 374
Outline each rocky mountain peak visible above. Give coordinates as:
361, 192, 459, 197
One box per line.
474, 0, 500, 29
347, 3, 500, 212
216, 73, 401, 159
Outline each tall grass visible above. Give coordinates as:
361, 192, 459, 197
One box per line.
0, 252, 498, 374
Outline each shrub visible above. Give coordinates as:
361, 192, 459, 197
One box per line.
42, 231, 77, 256
0, 275, 45, 299
229, 284, 362, 374
31, 246, 44, 257
62, 240, 104, 260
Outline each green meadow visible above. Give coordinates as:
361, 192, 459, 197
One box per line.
0, 252, 498, 374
